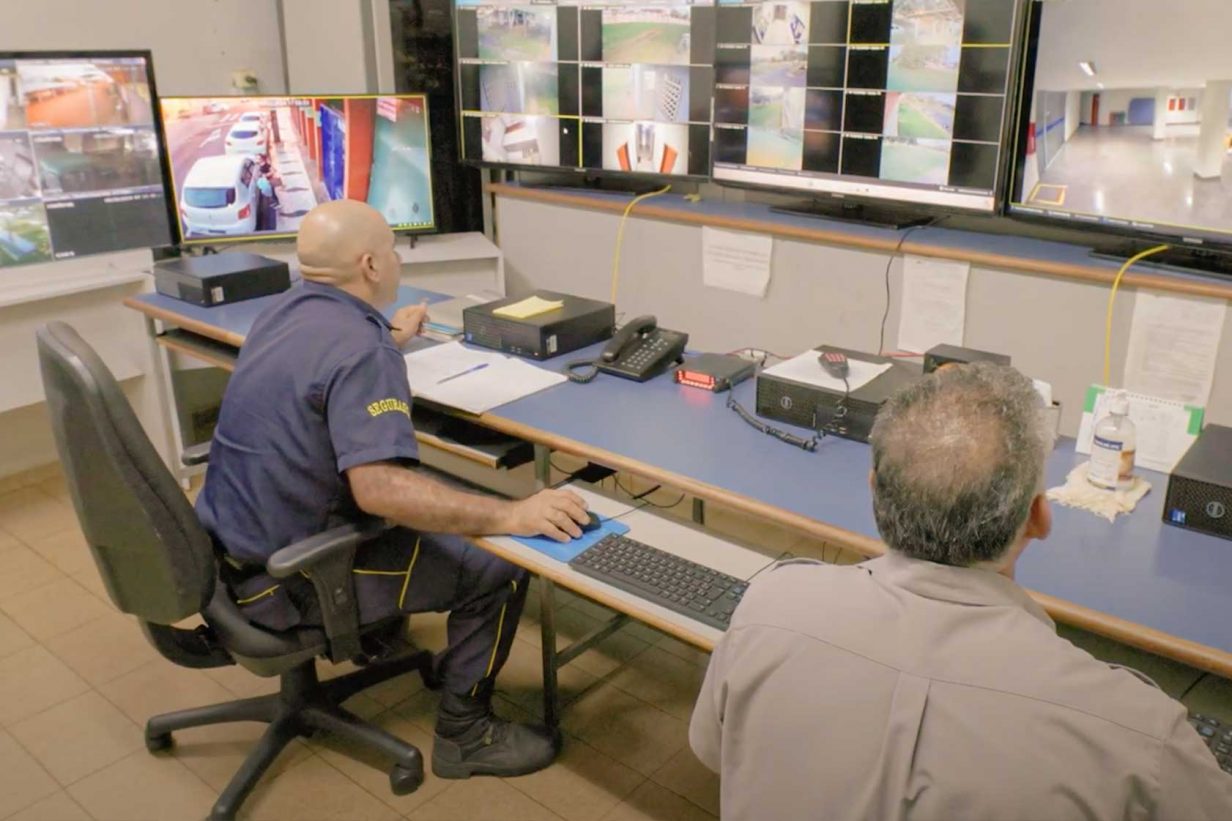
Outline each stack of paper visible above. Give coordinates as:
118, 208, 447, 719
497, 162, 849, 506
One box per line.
404, 341, 565, 414
493, 296, 564, 319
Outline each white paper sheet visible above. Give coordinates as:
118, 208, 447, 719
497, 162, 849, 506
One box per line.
895, 255, 970, 355
702, 227, 773, 297
762, 350, 892, 392
1074, 385, 1204, 473
404, 342, 566, 414
1123, 291, 1226, 406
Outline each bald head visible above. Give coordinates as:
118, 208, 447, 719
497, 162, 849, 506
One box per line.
296, 200, 400, 306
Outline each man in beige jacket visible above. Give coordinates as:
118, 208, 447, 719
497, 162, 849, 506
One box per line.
690, 363, 1232, 820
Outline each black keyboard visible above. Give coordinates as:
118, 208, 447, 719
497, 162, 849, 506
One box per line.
1189, 713, 1232, 774
569, 534, 748, 630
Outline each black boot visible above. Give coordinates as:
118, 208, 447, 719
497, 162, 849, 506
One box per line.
432, 686, 560, 779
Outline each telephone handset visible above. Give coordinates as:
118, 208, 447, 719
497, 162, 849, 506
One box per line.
566, 315, 688, 383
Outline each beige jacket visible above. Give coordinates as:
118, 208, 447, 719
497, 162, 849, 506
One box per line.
690, 553, 1232, 821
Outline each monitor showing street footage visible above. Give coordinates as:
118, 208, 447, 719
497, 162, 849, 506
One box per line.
1010, 0, 1232, 246
454, 0, 716, 177
160, 94, 435, 243
712, 0, 1025, 212
0, 51, 173, 268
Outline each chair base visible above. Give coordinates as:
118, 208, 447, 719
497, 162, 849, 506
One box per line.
145, 650, 436, 821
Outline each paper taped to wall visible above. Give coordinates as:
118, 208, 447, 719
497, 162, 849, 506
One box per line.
702, 227, 773, 298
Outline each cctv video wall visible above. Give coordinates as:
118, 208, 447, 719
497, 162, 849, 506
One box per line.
455, 0, 716, 177
712, 0, 1022, 210
0, 55, 172, 268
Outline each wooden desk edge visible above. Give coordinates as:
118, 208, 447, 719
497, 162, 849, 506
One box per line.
488, 184, 1232, 302
477, 412, 1232, 678
124, 297, 248, 348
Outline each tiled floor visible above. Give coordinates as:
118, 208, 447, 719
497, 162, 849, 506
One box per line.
0, 464, 1228, 821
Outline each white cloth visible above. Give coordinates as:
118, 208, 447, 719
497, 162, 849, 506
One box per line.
1046, 462, 1151, 522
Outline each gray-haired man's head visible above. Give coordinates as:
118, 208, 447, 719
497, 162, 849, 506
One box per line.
869, 363, 1050, 568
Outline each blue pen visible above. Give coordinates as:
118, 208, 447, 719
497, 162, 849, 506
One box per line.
436, 363, 490, 384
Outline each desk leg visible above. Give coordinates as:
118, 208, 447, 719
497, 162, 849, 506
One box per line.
539, 577, 560, 729
692, 498, 705, 525
534, 443, 551, 489
144, 315, 189, 487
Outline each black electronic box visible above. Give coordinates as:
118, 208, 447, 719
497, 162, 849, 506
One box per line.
463, 290, 615, 360
1164, 424, 1232, 542
755, 347, 922, 443
154, 252, 290, 307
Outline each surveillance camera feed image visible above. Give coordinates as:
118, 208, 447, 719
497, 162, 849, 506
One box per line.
455, 0, 716, 177
713, 0, 1023, 211
160, 94, 435, 243
1011, 0, 1232, 245
0, 54, 172, 268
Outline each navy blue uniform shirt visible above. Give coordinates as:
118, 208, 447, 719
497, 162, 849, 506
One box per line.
197, 281, 419, 564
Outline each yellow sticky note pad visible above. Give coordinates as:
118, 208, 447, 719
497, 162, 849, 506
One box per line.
492, 296, 565, 319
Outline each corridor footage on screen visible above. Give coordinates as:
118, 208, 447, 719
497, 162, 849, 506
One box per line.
1012, 0, 1232, 243
713, 0, 1018, 210
455, 0, 716, 177
0, 56, 172, 268
161, 95, 434, 243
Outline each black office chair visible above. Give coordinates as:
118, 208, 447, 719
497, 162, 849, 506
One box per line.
36, 321, 435, 821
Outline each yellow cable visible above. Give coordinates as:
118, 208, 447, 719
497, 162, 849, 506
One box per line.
1103, 244, 1170, 386
610, 185, 671, 306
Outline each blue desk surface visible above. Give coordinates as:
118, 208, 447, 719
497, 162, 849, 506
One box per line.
130, 284, 452, 342
128, 292, 1232, 664
495, 344, 1232, 659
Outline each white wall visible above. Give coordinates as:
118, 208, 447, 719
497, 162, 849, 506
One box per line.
1065, 91, 1081, 141
0, 0, 286, 95
1165, 89, 1203, 125
283, 0, 374, 94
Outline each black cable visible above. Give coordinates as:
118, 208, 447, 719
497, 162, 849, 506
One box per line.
1179, 673, 1209, 702
614, 476, 687, 509
877, 219, 943, 356
727, 395, 819, 452
747, 550, 795, 584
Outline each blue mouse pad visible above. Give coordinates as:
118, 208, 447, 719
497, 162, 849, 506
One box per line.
511, 519, 631, 563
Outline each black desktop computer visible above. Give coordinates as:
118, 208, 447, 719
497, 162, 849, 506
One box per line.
463, 291, 615, 360
1164, 425, 1232, 542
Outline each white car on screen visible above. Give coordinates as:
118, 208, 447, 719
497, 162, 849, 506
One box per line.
179, 154, 260, 237
224, 121, 267, 156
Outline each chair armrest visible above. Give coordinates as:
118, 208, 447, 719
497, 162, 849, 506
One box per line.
180, 442, 211, 466
266, 520, 389, 663
266, 520, 388, 578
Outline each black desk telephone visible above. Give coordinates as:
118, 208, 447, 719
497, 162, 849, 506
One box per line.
566, 316, 688, 383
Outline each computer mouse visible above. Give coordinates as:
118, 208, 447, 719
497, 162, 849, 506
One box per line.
819, 350, 850, 379
580, 511, 603, 534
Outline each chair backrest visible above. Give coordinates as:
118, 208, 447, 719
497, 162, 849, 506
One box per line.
36, 321, 215, 623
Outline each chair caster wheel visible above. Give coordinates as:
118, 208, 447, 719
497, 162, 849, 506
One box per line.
390, 764, 423, 796
145, 731, 173, 753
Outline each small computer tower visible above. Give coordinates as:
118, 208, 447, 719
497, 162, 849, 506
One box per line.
755, 347, 923, 443
1164, 424, 1232, 542
154, 252, 290, 307
462, 290, 615, 360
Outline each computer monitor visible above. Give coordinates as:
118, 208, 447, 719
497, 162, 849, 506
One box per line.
453, 0, 716, 178
0, 50, 175, 268
1008, 0, 1232, 255
710, 0, 1027, 215
159, 94, 435, 244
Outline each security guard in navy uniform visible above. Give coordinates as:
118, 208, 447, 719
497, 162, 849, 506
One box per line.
196, 199, 591, 779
